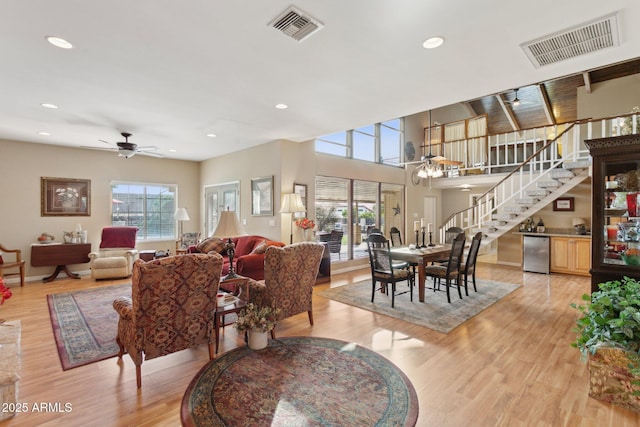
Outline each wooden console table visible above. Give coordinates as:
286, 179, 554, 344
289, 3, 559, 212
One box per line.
31, 243, 91, 282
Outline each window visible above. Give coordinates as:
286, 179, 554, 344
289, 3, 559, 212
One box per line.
315, 118, 404, 165
315, 131, 348, 157
315, 176, 404, 263
111, 182, 177, 241
380, 119, 402, 166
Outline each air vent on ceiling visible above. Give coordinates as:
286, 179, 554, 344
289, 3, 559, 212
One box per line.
269, 6, 323, 42
520, 12, 619, 68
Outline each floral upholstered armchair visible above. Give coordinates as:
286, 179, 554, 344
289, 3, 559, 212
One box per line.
112, 253, 223, 388
249, 242, 324, 338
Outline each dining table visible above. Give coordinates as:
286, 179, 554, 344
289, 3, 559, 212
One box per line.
390, 244, 451, 302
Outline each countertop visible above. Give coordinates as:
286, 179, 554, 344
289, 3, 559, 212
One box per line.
514, 228, 591, 238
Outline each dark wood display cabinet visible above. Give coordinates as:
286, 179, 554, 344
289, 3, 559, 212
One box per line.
586, 134, 640, 292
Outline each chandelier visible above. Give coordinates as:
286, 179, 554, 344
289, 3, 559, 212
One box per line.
416, 162, 443, 178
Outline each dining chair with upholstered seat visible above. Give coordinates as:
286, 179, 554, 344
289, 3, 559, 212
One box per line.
366, 233, 414, 308
424, 232, 466, 303
460, 232, 483, 294
0, 244, 25, 287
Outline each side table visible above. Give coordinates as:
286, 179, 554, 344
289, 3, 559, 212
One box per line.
30, 243, 91, 282
219, 275, 250, 301
214, 299, 246, 354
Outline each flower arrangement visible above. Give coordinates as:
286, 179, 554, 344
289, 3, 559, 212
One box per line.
0, 278, 12, 305
234, 303, 280, 333
56, 187, 79, 204
295, 217, 315, 230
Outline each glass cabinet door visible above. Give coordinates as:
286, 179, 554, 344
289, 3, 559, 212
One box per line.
603, 161, 640, 267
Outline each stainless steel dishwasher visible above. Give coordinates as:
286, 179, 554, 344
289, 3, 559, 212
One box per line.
523, 235, 550, 274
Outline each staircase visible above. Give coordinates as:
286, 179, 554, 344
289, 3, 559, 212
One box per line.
440, 120, 597, 246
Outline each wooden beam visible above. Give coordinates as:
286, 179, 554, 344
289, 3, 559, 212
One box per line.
461, 102, 476, 117
496, 95, 520, 131
582, 71, 592, 94
537, 84, 556, 125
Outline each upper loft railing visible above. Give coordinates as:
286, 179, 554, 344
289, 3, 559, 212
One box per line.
437, 112, 640, 240
436, 112, 640, 178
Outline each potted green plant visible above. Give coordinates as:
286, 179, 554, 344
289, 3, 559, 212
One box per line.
571, 277, 640, 412
234, 303, 280, 350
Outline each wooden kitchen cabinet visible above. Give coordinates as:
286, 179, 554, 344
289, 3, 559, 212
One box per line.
550, 236, 591, 276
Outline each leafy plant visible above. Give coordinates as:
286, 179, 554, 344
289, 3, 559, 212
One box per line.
571, 277, 640, 381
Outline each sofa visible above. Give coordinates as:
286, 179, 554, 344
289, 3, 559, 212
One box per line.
188, 235, 285, 280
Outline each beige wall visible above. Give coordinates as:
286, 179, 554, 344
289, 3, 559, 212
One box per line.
578, 73, 640, 120
1, 139, 200, 280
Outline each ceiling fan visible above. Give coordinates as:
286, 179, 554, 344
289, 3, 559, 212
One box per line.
501, 88, 533, 106
82, 132, 163, 159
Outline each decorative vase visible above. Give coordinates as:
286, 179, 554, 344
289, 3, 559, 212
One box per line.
247, 330, 268, 350
303, 229, 315, 242
588, 346, 640, 413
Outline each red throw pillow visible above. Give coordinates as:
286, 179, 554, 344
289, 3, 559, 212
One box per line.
196, 238, 227, 254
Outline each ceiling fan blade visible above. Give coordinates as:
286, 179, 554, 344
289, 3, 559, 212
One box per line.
98, 139, 117, 147
430, 155, 446, 161
138, 151, 164, 158
136, 145, 159, 151
434, 159, 463, 165
80, 145, 117, 152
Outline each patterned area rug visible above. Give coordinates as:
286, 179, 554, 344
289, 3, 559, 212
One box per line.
182, 336, 418, 426
320, 278, 520, 334
47, 284, 130, 370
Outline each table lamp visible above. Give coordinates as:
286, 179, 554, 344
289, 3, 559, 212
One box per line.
279, 193, 306, 244
213, 210, 246, 280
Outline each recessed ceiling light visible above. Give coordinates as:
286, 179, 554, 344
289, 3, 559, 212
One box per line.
422, 36, 444, 49
41, 103, 58, 109
206, 133, 217, 138
169, 149, 177, 153
38, 131, 51, 136
275, 104, 288, 109
46, 36, 73, 49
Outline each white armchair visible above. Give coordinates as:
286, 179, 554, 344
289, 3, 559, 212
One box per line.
89, 227, 139, 279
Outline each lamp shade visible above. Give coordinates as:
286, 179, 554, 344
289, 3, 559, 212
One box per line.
174, 208, 190, 221
572, 217, 586, 226
279, 193, 306, 214
213, 211, 245, 238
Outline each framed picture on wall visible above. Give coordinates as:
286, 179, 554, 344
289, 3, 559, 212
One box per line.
553, 197, 574, 212
41, 177, 91, 216
293, 183, 307, 210
251, 176, 274, 216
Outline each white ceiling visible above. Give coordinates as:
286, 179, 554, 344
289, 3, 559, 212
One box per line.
2, 1, 640, 161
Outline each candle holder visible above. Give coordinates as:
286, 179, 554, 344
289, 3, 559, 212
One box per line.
428, 231, 435, 247
415, 230, 419, 247
420, 227, 426, 248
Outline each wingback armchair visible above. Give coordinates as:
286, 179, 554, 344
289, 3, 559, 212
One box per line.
89, 227, 139, 279
112, 253, 223, 388
249, 242, 324, 338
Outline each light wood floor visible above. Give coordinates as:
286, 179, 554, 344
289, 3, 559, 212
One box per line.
2, 263, 640, 426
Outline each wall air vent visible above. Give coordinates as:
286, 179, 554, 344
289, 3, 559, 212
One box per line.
520, 12, 619, 68
269, 6, 323, 42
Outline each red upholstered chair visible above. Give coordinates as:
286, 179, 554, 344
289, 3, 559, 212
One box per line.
248, 242, 324, 338
89, 227, 139, 279
113, 253, 223, 388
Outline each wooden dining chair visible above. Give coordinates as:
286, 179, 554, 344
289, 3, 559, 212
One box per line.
460, 232, 483, 294
424, 232, 466, 303
0, 244, 25, 287
366, 233, 414, 308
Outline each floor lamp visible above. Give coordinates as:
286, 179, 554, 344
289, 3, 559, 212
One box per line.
280, 193, 306, 244
213, 210, 245, 281
174, 208, 190, 245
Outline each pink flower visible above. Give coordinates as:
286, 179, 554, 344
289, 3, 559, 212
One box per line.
295, 218, 315, 230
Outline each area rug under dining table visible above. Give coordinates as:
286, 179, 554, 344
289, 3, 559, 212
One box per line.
320, 278, 520, 334
181, 336, 418, 426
